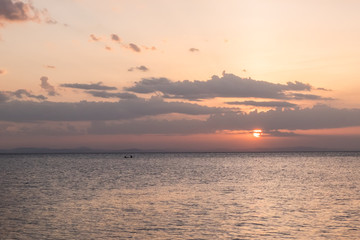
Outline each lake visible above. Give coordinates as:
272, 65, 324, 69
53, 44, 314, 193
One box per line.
1, 152, 359, 239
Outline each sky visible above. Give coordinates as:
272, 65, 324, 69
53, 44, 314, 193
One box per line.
1, 0, 360, 151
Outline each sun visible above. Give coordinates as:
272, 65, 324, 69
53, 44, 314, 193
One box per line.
252, 129, 262, 138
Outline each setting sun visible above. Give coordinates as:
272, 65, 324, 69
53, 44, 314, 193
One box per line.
252, 129, 263, 138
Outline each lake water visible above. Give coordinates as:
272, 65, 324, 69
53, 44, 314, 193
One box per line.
1, 152, 360, 239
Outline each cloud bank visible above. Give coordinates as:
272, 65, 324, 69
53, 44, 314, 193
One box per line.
1, 71, 355, 146
88, 105, 360, 135
206, 104, 360, 131
125, 73, 319, 101
0, 97, 222, 122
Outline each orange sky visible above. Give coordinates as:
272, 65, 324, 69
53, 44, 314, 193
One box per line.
1, 0, 360, 151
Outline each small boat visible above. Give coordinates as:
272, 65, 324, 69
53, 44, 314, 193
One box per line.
124, 154, 133, 158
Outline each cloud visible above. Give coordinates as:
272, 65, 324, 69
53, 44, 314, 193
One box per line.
265, 130, 299, 137
2, 92, 360, 136
0, 0, 56, 26
12, 89, 47, 101
89, 35, 113, 51
0, 122, 85, 136
0, 0, 39, 22
88, 119, 207, 135
0, 89, 46, 102
125, 73, 320, 101
44, 18, 57, 24
128, 65, 149, 72
60, 82, 117, 91
290, 93, 334, 100
0, 97, 223, 122
105, 33, 155, 53
85, 90, 138, 99
0, 91, 10, 102
41, 8, 57, 24
285, 81, 311, 91
189, 48, 199, 52
44, 65, 55, 69
128, 43, 141, 52
226, 100, 298, 108
40, 76, 58, 96
90, 34, 100, 42
111, 33, 121, 42
0, 68, 7, 75
317, 87, 332, 91
207, 104, 360, 131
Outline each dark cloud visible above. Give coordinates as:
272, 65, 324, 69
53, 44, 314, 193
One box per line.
129, 43, 141, 52
83, 105, 360, 135
40, 76, 58, 96
291, 93, 334, 100
0, 0, 39, 22
85, 91, 138, 99
265, 130, 299, 137
0, 0, 56, 26
207, 104, 360, 131
189, 48, 199, 52
0, 89, 46, 102
0, 97, 223, 122
128, 65, 149, 72
2, 96, 360, 135
60, 82, 117, 91
12, 89, 47, 101
111, 34, 120, 42
125, 73, 319, 101
226, 100, 298, 108
0, 91, 10, 102
88, 119, 207, 135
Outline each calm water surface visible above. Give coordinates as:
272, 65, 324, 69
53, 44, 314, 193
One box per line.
1, 152, 360, 239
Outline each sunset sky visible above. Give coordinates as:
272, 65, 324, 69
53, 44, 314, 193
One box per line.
1, 0, 360, 151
